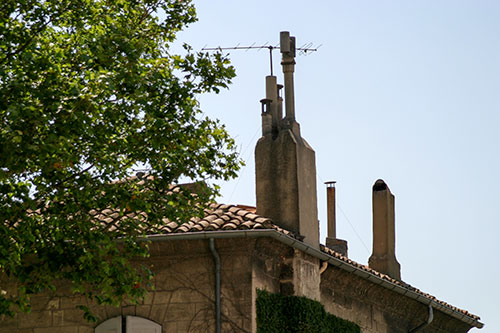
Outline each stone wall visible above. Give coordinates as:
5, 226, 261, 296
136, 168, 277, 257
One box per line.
320, 264, 472, 333
0, 237, 474, 332
0, 238, 255, 333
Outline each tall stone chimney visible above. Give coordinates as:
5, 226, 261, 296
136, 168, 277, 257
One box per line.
255, 31, 319, 249
368, 179, 401, 280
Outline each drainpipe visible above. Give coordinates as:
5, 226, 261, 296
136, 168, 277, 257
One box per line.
409, 304, 434, 332
319, 261, 328, 275
209, 238, 221, 333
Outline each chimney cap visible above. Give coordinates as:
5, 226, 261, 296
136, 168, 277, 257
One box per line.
324, 181, 336, 188
373, 179, 388, 192
280, 31, 290, 53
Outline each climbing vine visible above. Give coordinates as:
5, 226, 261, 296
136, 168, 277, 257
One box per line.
256, 289, 360, 333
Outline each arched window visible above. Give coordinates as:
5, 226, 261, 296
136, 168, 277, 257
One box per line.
95, 315, 162, 333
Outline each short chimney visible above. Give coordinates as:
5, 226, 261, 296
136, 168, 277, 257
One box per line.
255, 31, 319, 249
368, 179, 401, 280
325, 181, 348, 256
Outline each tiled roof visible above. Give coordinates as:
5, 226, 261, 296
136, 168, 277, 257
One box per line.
155, 203, 286, 234
91, 203, 297, 238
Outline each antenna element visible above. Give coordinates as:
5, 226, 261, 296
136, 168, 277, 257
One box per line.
202, 42, 320, 76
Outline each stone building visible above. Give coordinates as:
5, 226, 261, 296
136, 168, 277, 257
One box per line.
0, 32, 483, 332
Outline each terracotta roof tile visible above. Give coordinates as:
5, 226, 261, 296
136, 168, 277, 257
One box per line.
191, 224, 203, 232
236, 209, 249, 217
239, 221, 254, 228
203, 215, 217, 223
198, 220, 210, 228
228, 206, 240, 214
209, 218, 222, 225
166, 221, 178, 229
222, 223, 238, 230
244, 213, 259, 220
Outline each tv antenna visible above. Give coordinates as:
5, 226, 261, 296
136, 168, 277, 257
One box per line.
202, 42, 321, 76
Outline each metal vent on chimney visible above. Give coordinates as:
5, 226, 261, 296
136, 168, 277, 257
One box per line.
325, 181, 348, 257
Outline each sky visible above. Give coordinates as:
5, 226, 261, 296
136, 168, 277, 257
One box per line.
174, 1, 500, 331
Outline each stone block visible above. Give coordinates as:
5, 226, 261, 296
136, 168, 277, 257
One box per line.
333, 292, 352, 309
31, 296, 60, 311
104, 305, 121, 318
194, 301, 213, 316
242, 318, 252, 332
372, 306, 385, 324
152, 291, 172, 305
18, 311, 52, 328
60, 296, 87, 310
0, 329, 32, 333
52, 310, 64, 326
161, 321, 177, 332
135, 305, 151, 318
34, 327, 78, 333
171, 258, 211, 276
0, 313, 17, 328
48, 298, 60, 310
186, 320, 213, 332
77, 327, 93, 333
175, 320, 201, 332
60, 309, 86, 325
170, 289, 207, 304
222, 320, 242, 332
163, 303, 197, 322
141, 291, 154, 305
148, 305, 167, 324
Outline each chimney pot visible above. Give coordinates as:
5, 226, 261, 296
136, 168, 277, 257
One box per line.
280, 31, 290, 54
260, 98, 272, 113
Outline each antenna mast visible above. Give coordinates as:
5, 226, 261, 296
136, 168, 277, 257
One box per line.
202, 42, 320, 76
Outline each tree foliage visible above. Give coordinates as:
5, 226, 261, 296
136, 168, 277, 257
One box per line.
0, 0, 240, 319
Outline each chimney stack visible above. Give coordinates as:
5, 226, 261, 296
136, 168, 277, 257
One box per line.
325, 182, 348, 256
368, 179, 401, 280
255, 31, 319, 249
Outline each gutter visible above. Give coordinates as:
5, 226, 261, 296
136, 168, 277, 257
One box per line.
146, 229, 483, 329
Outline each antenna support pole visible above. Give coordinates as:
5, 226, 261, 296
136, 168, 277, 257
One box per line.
269, 47, 274, 76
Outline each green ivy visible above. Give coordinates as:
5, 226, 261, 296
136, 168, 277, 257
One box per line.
256, 289, 361, 333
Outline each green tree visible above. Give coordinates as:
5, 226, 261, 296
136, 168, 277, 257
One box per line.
0, 0, 240, 320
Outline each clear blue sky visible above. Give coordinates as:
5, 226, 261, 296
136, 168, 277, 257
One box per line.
175, 1, 500, 331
